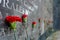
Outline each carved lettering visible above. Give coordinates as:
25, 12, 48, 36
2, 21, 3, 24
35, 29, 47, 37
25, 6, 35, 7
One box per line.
0, 12, 2, 19
0, 0, 2, 3
3, 0, 5, 7
6, 0, 9, 8
11, 3, 15, 10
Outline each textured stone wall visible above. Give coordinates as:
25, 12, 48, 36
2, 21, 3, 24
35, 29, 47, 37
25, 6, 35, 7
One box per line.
0, 0, 53, 40
41, 0, 53, 20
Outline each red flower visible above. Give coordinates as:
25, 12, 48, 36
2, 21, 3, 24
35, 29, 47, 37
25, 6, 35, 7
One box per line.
22, 14, 28, 23
12, 16, 22, 22
32, 21, 36, 28
32, 21, 36, 24
38, 18, 41, 22
5, 16, 22, 23
5, 16, 15, 22
22, 14, 28, 18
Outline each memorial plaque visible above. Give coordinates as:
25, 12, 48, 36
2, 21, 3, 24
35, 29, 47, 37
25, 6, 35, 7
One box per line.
0, 0, 23, 28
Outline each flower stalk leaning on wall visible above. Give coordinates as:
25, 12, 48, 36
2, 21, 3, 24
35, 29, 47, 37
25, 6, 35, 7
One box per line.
22, 14, 28, 40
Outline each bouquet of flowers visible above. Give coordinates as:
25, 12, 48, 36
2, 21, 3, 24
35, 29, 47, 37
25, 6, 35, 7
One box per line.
5, 16, 22, 30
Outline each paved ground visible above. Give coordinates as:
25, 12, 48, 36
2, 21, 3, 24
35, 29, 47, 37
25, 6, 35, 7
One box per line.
47, 31, 60, 40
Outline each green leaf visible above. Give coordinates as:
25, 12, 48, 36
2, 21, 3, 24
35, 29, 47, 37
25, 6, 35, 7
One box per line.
10, 22, 16, 29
